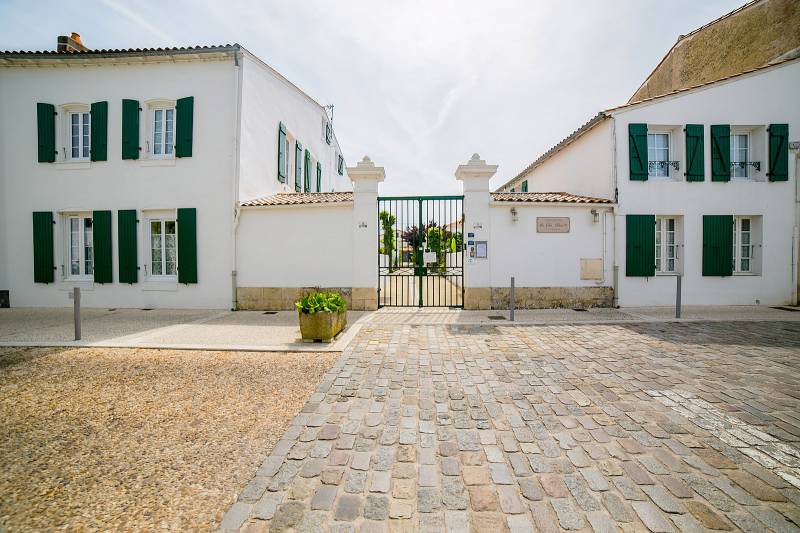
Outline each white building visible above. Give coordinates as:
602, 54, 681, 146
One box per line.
0, 38, 350, 310
498, 57, 799, 306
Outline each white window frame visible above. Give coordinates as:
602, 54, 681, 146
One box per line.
68, 110, 91, 161
733, 216, 753, 274
647, 131, 671, 178
730, 131, 751, 179
63, 213, 94, 281
57, 103, 91, 164
655, 216, 678, 274
145, 213, 178, 281
143, 99, 177, 160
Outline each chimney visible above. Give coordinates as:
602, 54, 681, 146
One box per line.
57, 32, 89, 53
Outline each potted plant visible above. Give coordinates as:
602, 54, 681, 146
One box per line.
295, 291, 347, 342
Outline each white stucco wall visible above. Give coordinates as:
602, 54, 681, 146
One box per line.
238, 52, 350, 202
236, 204, 354, 287
0, 58, 237, 308
614, 60, 800, 306
489, 204, 613, 287
503, 119, 614, 199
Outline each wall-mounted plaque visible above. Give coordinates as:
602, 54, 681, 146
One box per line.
536, 217, 570, 233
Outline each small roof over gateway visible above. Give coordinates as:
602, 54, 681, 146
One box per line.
491, 192, 611, 204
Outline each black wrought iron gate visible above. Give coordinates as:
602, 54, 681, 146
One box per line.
377, 196, 464, 307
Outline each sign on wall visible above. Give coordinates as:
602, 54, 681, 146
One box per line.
536, 217, 570, 233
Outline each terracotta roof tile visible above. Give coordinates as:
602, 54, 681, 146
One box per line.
490, 192, 612, 204
0, 44, 239, 57
241, 192, 354, 206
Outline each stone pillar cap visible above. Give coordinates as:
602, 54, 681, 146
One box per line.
347, 156, 386, 183
455, 153, 498, 181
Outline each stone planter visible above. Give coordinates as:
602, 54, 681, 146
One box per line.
298, 311, 347, 342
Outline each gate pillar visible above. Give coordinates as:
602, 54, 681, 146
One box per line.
347, 156, 385, 310
455, 154, 498, 310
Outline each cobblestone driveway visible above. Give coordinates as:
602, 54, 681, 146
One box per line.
223, 321, 800, 532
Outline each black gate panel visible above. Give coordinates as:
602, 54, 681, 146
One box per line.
378, 196, 464, 307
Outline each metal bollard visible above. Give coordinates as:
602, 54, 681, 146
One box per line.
510, 276, 515, 322
73, 287, 81, 341
675, 275, 682, 319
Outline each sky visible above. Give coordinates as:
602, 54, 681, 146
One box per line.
0, 0, 744, 195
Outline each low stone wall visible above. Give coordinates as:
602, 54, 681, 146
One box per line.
236, 287, 377, 311
466, 286, 613, 310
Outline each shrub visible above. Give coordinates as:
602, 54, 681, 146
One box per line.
295, 291, 347, 314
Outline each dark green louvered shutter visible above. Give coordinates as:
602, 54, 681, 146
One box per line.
90, 101, 108, 161
118, 210, 138, 284
628, 123, 648, 181
37, 103, 56, 163
32, 211, 55, 283
92, 210, 113, 284
684, 124, 704, 182
177, 208, 197, 284
521, 180, 529, 192
338, 154, 344, 176
122, 99, 140, 160
325, 123, 332, 145
295, 142, 303, 192
626, 215, 655, 277
703, 215, 733, 276
711, 125, 730, 181
304, 150, 311, 192
768, 124, 789, 182
175, 96, 194, 158
278, 122, 287, 182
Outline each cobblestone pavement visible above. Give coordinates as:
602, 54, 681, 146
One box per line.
222, 321, 800, 532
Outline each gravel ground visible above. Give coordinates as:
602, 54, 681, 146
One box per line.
0, 346, 338, 532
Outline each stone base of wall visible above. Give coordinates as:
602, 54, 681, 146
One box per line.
465, 286, 613, 310
237, 287, 378, 311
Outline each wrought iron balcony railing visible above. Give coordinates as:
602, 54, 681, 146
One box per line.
732, 161, 760, 171
648, 161, 680, 172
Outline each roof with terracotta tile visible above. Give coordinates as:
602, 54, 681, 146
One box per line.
0, 44, 239, 58
491, 192, 612, 204
241, 192, 354, 206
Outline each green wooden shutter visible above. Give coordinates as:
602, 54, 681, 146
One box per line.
177, 208, 197, 284
325, 123, 332, 145
277, 122, 287, 182
521, 180, 529, 192
121, 99, 140, 160
316, 161, 322, 192
175, 96, 194, 158
684, 124, 704, 182
295, 142, 303, 192
32, 211, 55, 283
338, 154, 344, 176
768, 123, 789, 182
118, 210, 138, 284
711, 125, 730, 181
625, 214, 655, 277
90, 101, 108, 162
703, 215, 733, 276
37, 103, 56, 163
92, 210, 113, 284
628, 123, 648, 181
304, 149, 311, 192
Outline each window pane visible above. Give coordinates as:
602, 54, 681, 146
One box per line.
83, 218, 93, 275
151, 221, 162, 276
82, 113, 89, 158
71, 113, 80, 158
154, 110, 163, 155
647, 133, 669, 176
70, 218, 80, 275
165, 109, 174, 155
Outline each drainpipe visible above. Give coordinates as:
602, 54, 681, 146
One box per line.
793, 144, 800, 305
231, 47, 244, 310
611, 117, 620, 307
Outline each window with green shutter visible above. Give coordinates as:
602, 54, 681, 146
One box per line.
92, 210, 113, 284
626, 215, 655, 277
337, 154, 344, 176
304, 150, 311, 192
278, 122, 287, 182
37, 103, 57, 163
122, 99, 140, 160
684, 124, 704, 181
316, 161, 322, 192
177, 208, 197, 284
118, 210, 138, 284
295, 141, 303, 192
710, 125, 730, 181
703, 215, 733, 276
628, 123, 648, 181
32, 211, 55, 283
175, 96, 194, 158
768, 123, 789, 181
521, 180, 528, 192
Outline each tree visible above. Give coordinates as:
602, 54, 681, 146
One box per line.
379, 210, 397, 270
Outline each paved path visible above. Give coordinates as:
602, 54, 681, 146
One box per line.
222, 320, 800, 532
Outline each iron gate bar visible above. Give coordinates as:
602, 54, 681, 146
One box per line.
377, 195, 465, 308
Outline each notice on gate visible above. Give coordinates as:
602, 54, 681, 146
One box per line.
536, 217, 570, 233
423, 252, 437, 264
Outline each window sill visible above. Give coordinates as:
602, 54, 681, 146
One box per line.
55, 161, 91, 170
143, 281, 178, 291
140, 158, 176, 167
655, 272, 680, 277
733, 272, 760, 277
